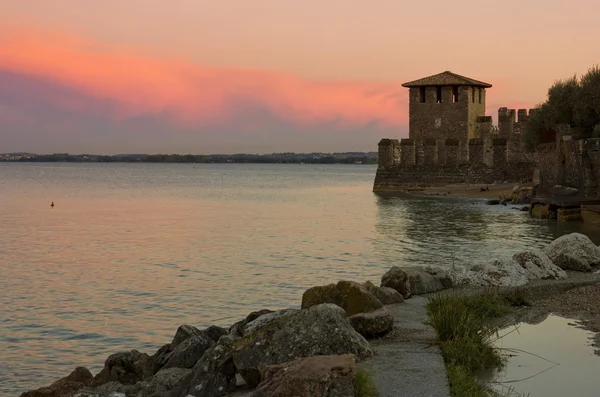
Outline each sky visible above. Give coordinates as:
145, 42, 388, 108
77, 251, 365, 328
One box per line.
1, 0, 599, 154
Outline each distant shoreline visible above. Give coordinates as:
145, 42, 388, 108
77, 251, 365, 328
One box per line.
0, 152, 378, 165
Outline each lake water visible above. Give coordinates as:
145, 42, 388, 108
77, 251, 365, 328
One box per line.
2, 162, 600, 395
483, 314, 600, 397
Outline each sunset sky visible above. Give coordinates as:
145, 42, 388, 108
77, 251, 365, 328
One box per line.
1, 0, 598, 154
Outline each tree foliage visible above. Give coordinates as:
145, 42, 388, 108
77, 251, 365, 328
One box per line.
524, 65, 600, 151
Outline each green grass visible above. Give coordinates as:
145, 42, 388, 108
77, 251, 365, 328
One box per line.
427, 290, 512, 396
353, 368, 379, 397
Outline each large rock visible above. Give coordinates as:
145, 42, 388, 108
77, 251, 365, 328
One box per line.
172, 324, 205, 346
301, 281, 383, 315
552, 253, 591, 272
232, 303, 373, 387
242, 309, 298, 336
94, 350, 155, 386
544, 233, 600, 271
402, 266, 452, 295
77, 368, 191, 397
449, 259, 529, 287
229, 309, 274, 337
361, 281, 404, 304
167, 335, 237, 397
161, 332, 214, 369
348, 307, 394, 338
512, 250, 568, 280
204, 325, 228, 343
20, 367, 95, 397
250, 355, 357, 397
380, 266, 411, 298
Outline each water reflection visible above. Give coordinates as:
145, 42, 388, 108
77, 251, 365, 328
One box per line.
373, 195, 564, 269
482, 314, 600, 397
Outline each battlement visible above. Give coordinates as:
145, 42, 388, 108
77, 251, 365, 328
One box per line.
374, 72, 537, 191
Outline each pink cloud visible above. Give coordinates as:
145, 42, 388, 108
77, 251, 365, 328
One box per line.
0, 28, 409, 132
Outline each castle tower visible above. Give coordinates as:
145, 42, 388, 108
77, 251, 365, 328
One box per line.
402, 71, 492, 162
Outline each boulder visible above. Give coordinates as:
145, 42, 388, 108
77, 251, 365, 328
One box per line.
242, 309, 298, 336
348, 307, 394, 338
20, 367, 95, 397
301, 281, 383, 315
544, 233, 600, 270
167, 335, 237, 397
250, 355, 357, 397
512, 250, 568, 280
402, 266, 452, 295
149, 343, 174, 373
161, 332, 214, 369
172, 324, 205, 346
361, 281, 403, 304
204, 325, 228, 343
449, 259, 529, 287
77, 368, 191, 397
94, 350, 155, 386
552, 253, 591, 272
380, 266, 411, 298
74, 381, 137, 397
229, 309, 274, 337
232, 303, 373, 387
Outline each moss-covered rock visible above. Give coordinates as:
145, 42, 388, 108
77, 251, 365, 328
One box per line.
301, 281, 383, 315
232, 303, 373, 387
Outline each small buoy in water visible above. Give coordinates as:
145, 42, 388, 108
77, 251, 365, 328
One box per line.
51, 201, 54, 208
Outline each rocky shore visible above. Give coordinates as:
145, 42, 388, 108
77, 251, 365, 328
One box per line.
20, 233, 600, 397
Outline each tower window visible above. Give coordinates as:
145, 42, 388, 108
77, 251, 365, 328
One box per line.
478, 88, 482, 103
436, 87, 442, 103
472, 87, 475, 103
452, 86, 459, 103
419, 87, 426, 103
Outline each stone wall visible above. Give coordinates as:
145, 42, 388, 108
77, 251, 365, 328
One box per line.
408, 86, 485, 163
534, 128, 600, 198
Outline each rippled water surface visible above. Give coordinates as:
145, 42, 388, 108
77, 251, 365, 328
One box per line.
2, 162, 600, 395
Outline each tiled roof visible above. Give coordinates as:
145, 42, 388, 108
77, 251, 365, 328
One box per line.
402, 71, 492, 88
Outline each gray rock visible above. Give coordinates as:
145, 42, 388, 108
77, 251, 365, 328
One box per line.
301, 280, 383, 315
381, 266, 411, 298
449, 259, 529, 287
402, 266, 452, 295
512, 250, 568, 279
75, 381, 138, 397
21, 367, 95, 397
149, 344, 173, 373
552, 253, 591, 272
348, 307, 394, 338
362, 281, 404, 304
94, 350, 155, 386
135, 367, 191, 397
242, 309, 298, 336
232, 303, 373, 387
204, 325, 228, 343
168, 335, 237, 397
250, 355, 357, 397
172, 325, 204, 346
544, 233, 600, 270
228, 309, 274, 337
161, 333, 214, 369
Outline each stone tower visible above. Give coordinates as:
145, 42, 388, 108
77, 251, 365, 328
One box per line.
402, 71, 492, 162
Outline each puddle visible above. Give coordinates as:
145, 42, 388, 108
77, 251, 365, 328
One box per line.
480, 314, 600, 396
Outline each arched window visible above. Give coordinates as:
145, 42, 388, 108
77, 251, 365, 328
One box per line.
472, 87, 475, 103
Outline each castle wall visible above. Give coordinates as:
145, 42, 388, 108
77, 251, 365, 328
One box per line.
467, 87, 486, 140
408, 86, 470, 162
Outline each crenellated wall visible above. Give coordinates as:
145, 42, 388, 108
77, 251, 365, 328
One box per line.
374, 99, 540, 192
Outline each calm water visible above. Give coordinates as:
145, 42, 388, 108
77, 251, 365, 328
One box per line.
484, 314, 600, 397
1, 163, 599, 395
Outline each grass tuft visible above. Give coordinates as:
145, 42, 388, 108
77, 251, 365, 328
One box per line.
427, 289, 511, 396
353, 368, 379, 397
